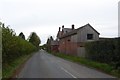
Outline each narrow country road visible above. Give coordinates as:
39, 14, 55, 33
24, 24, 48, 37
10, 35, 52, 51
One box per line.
17, 50, 115, 78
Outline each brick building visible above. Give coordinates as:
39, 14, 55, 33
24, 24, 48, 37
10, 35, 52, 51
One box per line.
57, 23, 100, 57
51, 40, 59, 53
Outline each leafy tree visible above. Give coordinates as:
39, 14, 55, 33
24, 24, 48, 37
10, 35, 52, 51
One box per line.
42, 44, 47, 50
2, 22, 39, 78
28, 32, 41, 48
0, 22, 2, 26
2, 23, 5, 28
19, 32, 25, 40
2, 23, 37, 65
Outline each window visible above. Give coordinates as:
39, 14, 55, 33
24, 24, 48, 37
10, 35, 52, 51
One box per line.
68, 39, 70, 42
87, 34, 93, 40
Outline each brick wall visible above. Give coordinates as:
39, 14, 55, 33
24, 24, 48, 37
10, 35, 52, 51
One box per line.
59, 36, 77, 55
51, 45, 59, 53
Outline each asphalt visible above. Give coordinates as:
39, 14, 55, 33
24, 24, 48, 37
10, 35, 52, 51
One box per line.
17, 50, 115, 78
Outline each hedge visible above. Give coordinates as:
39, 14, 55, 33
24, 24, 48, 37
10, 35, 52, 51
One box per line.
85, 38, 120, 69
2, 27, 37, 66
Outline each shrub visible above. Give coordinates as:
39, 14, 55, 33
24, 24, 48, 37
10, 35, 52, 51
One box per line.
2, 26, 37, 66
85, 38, 120, 69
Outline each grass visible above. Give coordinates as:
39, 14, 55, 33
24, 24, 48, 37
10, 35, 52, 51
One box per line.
49, 52, 120, 78
2, 53, 34, 78
0, 69, 1, 79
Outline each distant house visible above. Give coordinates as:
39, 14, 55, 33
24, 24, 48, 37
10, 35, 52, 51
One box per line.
57, 23, 100, 57
46, 36, 59, 52
51, 40, 59, 53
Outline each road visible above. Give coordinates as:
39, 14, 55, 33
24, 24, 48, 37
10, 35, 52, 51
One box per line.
17, 50, 115, 78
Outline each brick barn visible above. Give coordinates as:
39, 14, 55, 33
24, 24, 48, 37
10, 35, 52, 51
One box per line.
51, 40, 59, 53
56, 23, 100, 57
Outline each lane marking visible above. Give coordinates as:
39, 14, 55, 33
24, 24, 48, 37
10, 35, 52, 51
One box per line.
60, 67, 77, 78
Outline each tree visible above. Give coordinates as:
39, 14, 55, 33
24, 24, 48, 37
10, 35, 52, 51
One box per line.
28, 32, 41, 48
19, 32, 25, 40
2, 23, 5, 28
0, 22, 2, 26
2, 24, 37, 77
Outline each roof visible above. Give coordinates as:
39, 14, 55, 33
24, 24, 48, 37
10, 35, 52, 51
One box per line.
62, 28, 72, 34
57, 28, 72, 38
59, 23, 100, 39
51, 40, 59, 45
57, 31, 62, 38
59, 29, 77, 39
77, 23, 100, 35
63, 28, 72, 32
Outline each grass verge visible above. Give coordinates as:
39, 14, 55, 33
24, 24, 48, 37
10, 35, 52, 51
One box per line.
49, 52, 120, 78
2, 53, 34, 78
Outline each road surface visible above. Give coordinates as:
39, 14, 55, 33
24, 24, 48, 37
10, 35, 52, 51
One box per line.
17, 50, 115, 78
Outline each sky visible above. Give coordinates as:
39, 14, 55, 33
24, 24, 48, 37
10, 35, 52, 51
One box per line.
118, 1, 120, 37
0, 0, 119, 45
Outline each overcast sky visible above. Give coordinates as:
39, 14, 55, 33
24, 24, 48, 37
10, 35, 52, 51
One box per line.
0, 0, 119, 45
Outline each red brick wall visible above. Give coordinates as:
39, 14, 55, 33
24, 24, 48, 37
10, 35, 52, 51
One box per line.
70, 42, 77, 55
59, 36, 77, 55
51, 45, 59, 53
65, 37, 71, 54
59, 39, 66, 54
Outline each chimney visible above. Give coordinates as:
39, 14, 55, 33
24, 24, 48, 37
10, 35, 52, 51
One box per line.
59, 27, 61, 31
72, 24, 74, 30
62, 25, 64, 29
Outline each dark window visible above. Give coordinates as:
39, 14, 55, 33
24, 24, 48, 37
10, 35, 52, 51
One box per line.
68, 39, 70, 41
87, 34, 93, 40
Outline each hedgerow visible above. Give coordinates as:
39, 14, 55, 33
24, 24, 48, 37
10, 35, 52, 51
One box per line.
2, 26, 37, 67
85, 38, 120, 69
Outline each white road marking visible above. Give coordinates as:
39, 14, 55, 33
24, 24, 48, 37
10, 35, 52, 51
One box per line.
60, 67, 77, 78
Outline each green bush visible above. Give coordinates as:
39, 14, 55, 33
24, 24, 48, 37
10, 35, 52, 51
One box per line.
85, 38, 120, 69
2, 26, 37, 66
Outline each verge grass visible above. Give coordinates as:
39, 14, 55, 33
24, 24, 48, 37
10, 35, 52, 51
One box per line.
3, 53, 34, 78
49, 52, 120, 78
